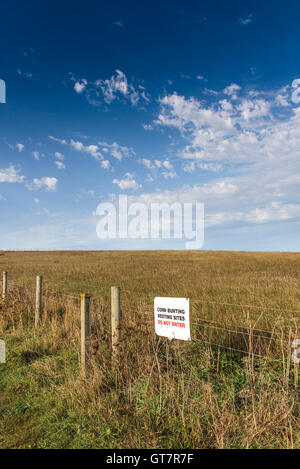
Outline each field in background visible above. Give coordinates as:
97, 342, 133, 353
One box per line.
3, 249, 300, 307
0, 250, 300, 448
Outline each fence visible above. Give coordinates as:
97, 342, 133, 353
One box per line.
1, 270, 299, 388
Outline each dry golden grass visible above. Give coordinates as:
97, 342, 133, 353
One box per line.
0, 250, 299, 448
2, 249, 300, 307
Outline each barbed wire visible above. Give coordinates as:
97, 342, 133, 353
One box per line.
191, 298, 300, 314
118, 289, 300, 315
6, 280, 81, 302
192, 338, 285, 362
191, 320, 290, 345
6, 281, 300, 315
3, 279, 298, 359
5, 279, 299, 327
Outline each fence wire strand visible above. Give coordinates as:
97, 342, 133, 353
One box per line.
192, 338, 284, 362
2, 278, 299, 366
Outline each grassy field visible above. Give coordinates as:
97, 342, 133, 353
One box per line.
0, 250, 299, 448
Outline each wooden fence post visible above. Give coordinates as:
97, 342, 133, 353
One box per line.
2, 272, 7, 300
81, 293, 91, 377
111, 286, 121, 361
35, 275, 42, 327
294, 363, 299, 390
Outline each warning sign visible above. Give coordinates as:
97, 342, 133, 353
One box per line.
154, 297, 190, 341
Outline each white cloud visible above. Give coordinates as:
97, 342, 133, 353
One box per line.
162, 170, 177, 179
152, 84, 300, 230
219, 99, 233, 112
98, 141, 135, 160
32, 151, 45, 160
238, 14, 253, 25
17, 69, 33, 79
183, 162, 195, 173
203, 88, 219, 96
74, 189, 96, 203
101, 160, 110, 169
54, 161, 66, 170
49, 136, 132, 168
113, 20, 123, 27
206, 203, 300, 227
180, 73, 191, 79
126, 183, 300, 231
183, 162, 222, 172
155, 91, 276, 166
74, 79, 87, 94
201, 181, 237, 195
237, 99, 270, 121
156, 93, 235, 135
275, 94, 289, 107
54, 152, 64, 160
141, 158, 153, 169
198, 162, 222, 171
34, 198, 39, 204
97, 70, 134, 104
0, 165, 25, 183
69, 140, 103, 161
223, 83, 241, 100
27, 177, 58, 192
140, 158, 176, 179
16, 143, 24, 152
71, 70, 150, 107
162, 160, 173, 170
112, 173, 141, 190
49, 136, 67, 144
85, 145, 102, 159
70, 139, 84, 152
275, 85, 290, 107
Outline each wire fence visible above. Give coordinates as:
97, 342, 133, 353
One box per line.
1, 272, 299, 387
3, 276, 300, 333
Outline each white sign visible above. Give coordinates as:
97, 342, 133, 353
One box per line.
154, 297, 191, 341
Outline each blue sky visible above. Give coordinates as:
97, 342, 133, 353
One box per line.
1, 0, 300, 250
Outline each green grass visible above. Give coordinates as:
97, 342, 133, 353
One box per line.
0, 250, 299, 448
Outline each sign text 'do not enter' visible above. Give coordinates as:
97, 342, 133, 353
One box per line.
154, 297, 191, 341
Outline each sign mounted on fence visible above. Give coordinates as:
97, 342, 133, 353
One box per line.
154, 297, 191, 341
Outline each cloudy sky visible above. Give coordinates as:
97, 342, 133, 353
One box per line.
1, 0, 300, 250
